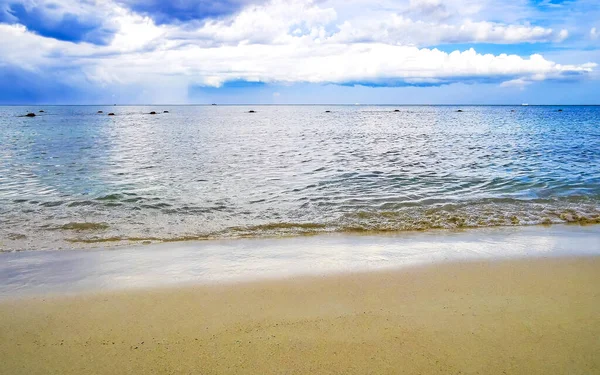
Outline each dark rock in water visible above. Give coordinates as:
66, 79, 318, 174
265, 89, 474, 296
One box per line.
149, 111, 157, 115
456, 109, 463, 112
394, 109, 400, 112
98, 111, 103, 114
325, 110, 331, 113
39, 110, 44, 113
108, 113, 115, 116
25, 113, 36, 117
248, 110, 256, 113
511, 110, 515, 112
557, 109, 563, 112
163, 110, 169, 113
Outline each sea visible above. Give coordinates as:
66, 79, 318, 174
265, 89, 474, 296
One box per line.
1, 105, 599, 252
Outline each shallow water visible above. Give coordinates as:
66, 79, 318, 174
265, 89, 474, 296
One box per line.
1, 225, 599, 297
0, 105, 599, 251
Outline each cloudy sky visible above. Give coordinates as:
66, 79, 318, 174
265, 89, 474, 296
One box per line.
1, 0, 599, 104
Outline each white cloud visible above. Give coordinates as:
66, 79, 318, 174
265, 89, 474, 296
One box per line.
407, 0, 451, 20
4, 26, 591, 88
110, 7, 167, 51
331, 17, 559, 45
500, 78, 532, 89
0, 0, 596, 100
592, 27, 599, 40
556, 29, 569, 42
187, 0, 337, 45
160, 0, 565, 47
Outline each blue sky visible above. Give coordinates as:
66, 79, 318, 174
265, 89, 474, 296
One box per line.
0, 0, 599, 104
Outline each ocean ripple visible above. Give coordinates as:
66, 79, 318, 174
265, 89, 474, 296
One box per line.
0, 105, 599, 251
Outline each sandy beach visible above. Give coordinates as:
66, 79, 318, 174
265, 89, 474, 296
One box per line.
1, 256, 599, 374
3, 1, 600, 374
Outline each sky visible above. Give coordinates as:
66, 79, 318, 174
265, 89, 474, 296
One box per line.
0, 0, 599, 104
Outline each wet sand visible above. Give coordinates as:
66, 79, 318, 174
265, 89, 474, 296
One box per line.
1, 256, 599, 374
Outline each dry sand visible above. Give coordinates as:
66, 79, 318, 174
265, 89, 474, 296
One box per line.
1, 256, 599, 374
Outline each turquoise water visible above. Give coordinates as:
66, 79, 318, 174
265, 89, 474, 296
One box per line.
0, 105, 599, 251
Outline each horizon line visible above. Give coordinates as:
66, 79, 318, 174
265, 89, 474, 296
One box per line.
2, 104, 600, 107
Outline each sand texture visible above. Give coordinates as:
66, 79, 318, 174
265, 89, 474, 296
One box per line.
1, 256, 599, 374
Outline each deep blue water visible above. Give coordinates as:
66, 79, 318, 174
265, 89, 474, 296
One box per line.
0, 105, 599, 251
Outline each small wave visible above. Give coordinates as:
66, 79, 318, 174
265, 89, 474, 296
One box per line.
39, 201, 64, 207
6, 233, 27, 240
60, 207, 600, 247
67, 236, 123, 243
66, 235, 209, 244
141, 203, 172, 209
67, 200, 96, 207
123, 197, 143, 203
58, 222, 110, 231
64, 223, 328, 245
232, 222, 327, 231
338, 203, 600, 231
96, 194, 123, 201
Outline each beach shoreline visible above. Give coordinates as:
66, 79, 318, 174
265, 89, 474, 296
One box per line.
1, 255, 599, 374
2, 224, 600, 299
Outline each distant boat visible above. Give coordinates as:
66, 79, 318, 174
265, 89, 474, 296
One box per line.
521, 103, 529, 106
211, 103, 217, 106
